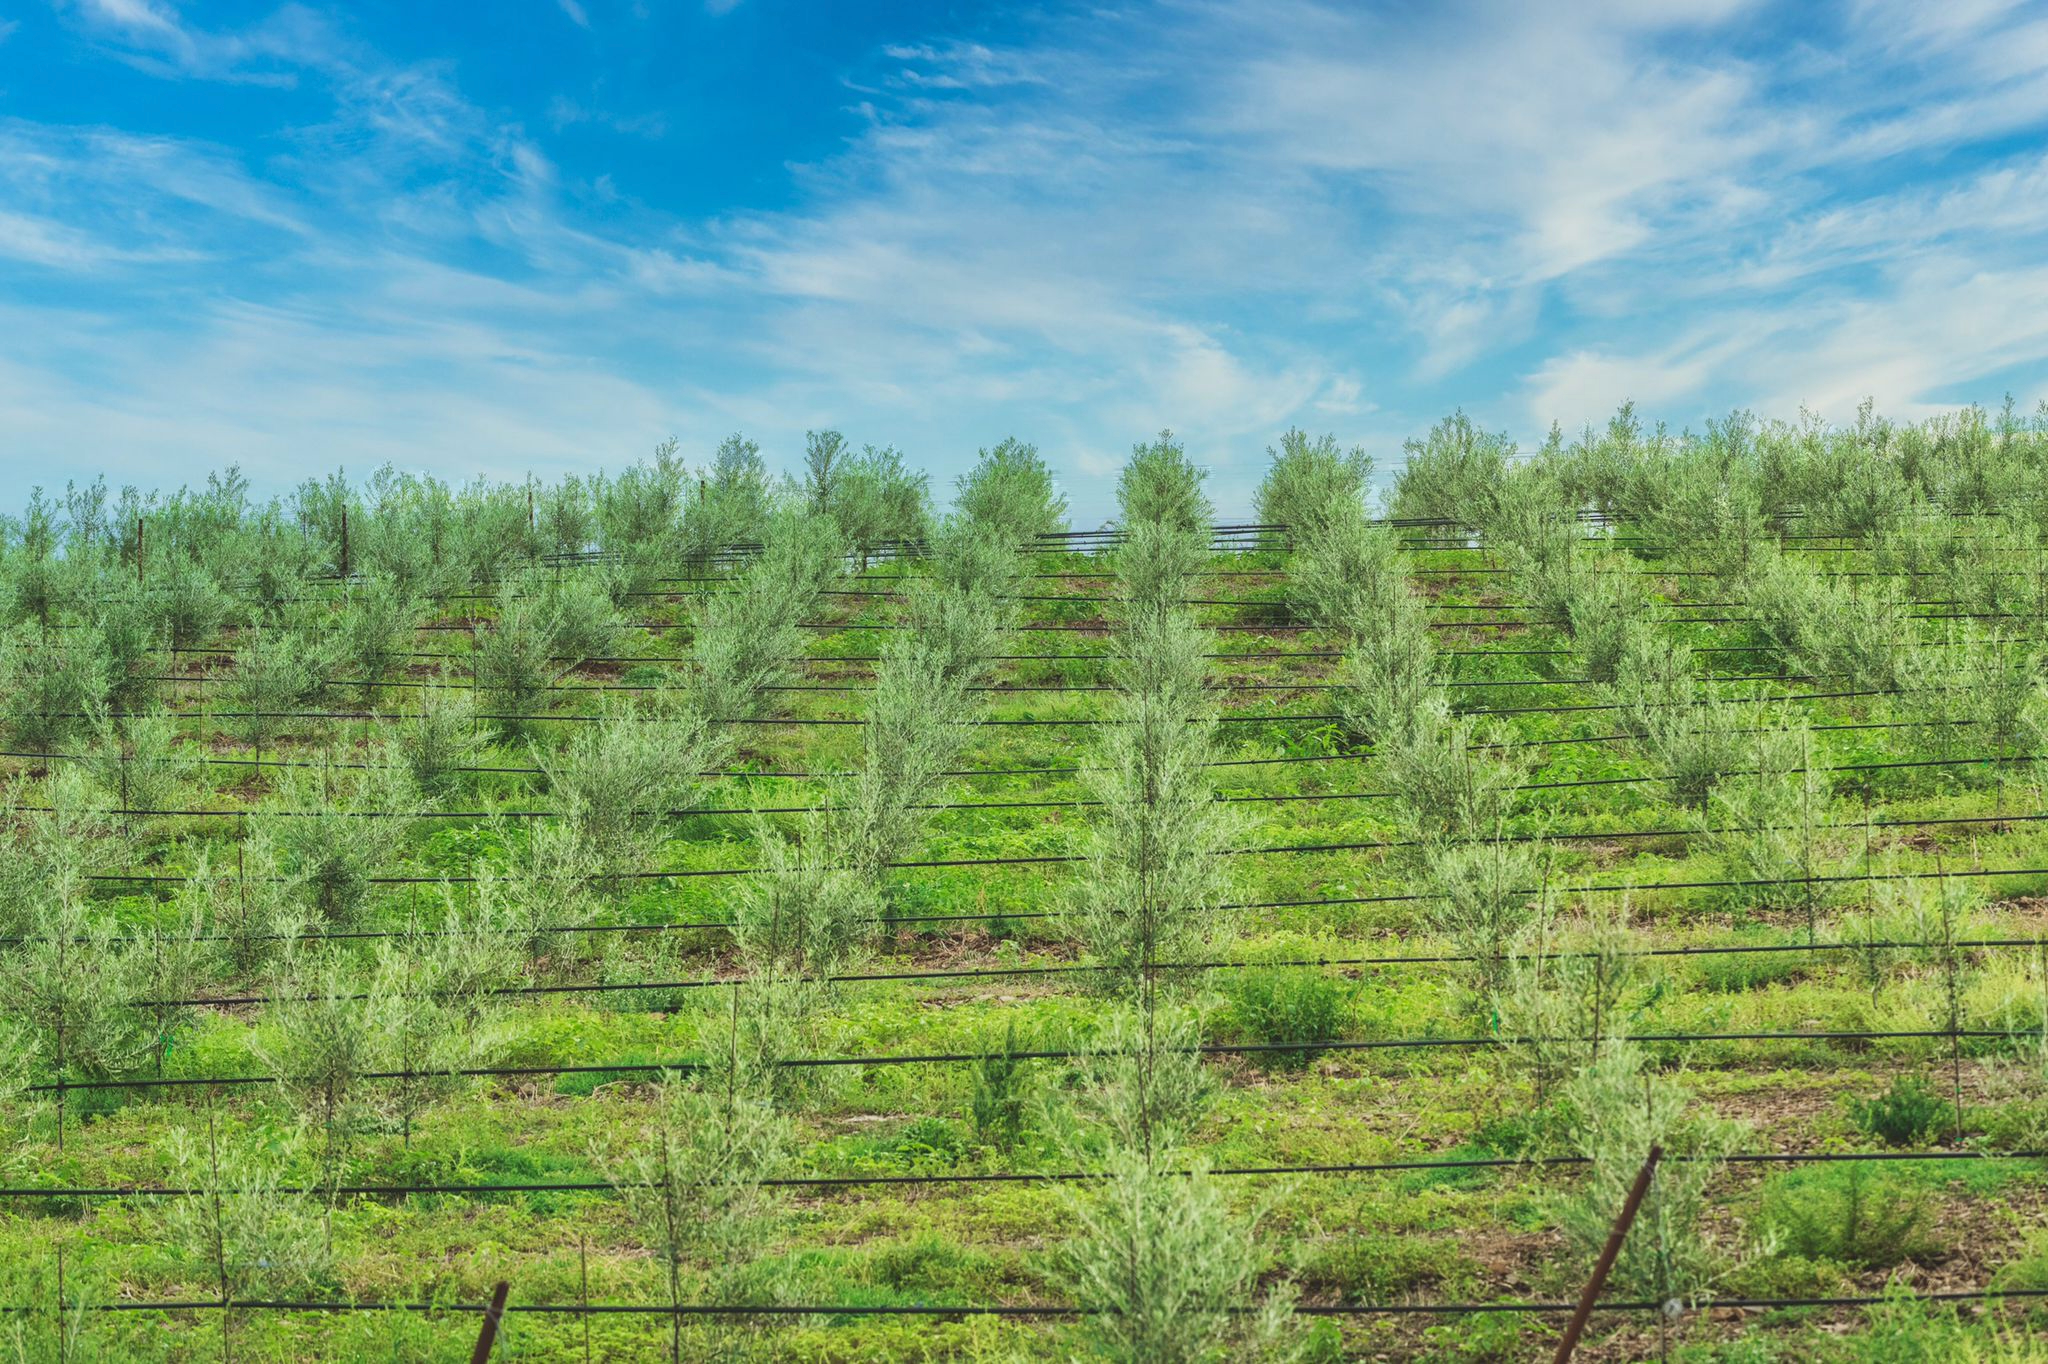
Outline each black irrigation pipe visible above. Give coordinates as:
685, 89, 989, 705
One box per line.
38, 739, 2034, 864
11, 1147, 2045, 1201
122, 935, 2048, 1010
58, 806, 2048, 885
21, 673, 1994, 729
28, 1027, 2048, 1094
25, 1284, 2048, 1318
33, 808, 2048, 879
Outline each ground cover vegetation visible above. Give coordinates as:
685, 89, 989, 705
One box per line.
6, 406, 2048, 1359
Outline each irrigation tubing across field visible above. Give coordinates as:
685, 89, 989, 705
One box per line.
6, 1146, 2046, 1202
112, 934, 2048, 1010
27, 1023, 2048, 1095
50, 805, 2048, 893
12, 1284, 2048, 1319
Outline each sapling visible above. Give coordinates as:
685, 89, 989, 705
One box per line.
1901, 629, 2047, 788
830, 444, 930, 568
0, 623, 109, 751
1052, 1009, 1302, 1363
381, 910, 516, 1146
1117, 430, 1211, 532
539, 473, 595, 558
225, 622, 333, 760
954, 437, 1067, 547
1495, 906, 1653, 1109
393, 670, 488, 797
471, 574, 563, 736
1706, 717, 1832, 932
1289, 503, 1409, 639
151, 556, 234, 653
729, 813, 875, 975
1391, 410, 1513, 529
79, 708, 196, 837
1064, 608, 1237, 991
1115, 519, 1210, 620
610, 1065, 792, 1364
253, 950, 398, 1199
538, 702, 727, 891
327, 573, 417, 700
87, 584, 164, 712
259, 759, 417, 927
482, 813, 605, 956
1255, 428, 1372, 540
1552, 1041, 1739, 1303
542, 568, 623, 659
154, 1116, 334, 1364
836, 631, 981, 883
1607, 634, 1743, 812
689, 508, 844, 729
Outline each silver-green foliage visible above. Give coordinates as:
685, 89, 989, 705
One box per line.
471, 574, 564, 732
1065, 609, 1236, 987
260, 760, 418, 926
1255, 428, 1372, 539
610, 1065, 792, 1363
729, 814, 875, 976
1706, 720, 1831, 916
1553, 1042, 1739, 1302
393, 672, 487, 797
328, 574, 417, 695
1118, 430, 1211, 533
155, 1120, 335, 1305
226, 622, 333, 752
1392, 411, 1513, 529
690, 509, 843, 726
0, 623, 108, 750
538, 702, 726, 879
955, 437, 1066, 547
1052, 1010, 1300, 1364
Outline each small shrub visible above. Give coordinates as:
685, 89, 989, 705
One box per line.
971, 1023, 1034, 1151
1219, 967, 1350, 1067
1850, 1074, 1957, 1148
1755, 1163, 1933, 1269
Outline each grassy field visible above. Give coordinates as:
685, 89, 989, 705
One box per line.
7, 415, 2048, 1361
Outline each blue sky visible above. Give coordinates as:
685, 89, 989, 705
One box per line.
4, 0, 2048, 520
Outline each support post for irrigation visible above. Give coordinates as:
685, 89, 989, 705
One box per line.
470, 1280, 511, 1363
1551, 1143, 1662, 1364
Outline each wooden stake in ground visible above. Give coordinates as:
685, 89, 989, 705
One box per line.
1552, 1143, 1663, 1364
469, 1281, 511, 1363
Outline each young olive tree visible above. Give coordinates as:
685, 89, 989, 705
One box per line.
954, 437, 1066, 548
1552, 1042, 1740, 1305
1052, 1009, 1302, 1364
1254, 428, 1372, 541
1064, 608, 1237, 992
538, 703, 727, 890
1117, 430, 1211, 534
259, 760, 418, 927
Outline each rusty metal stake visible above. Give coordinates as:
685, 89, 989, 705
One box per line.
470, 1281, 511, 1363
1552, 1143, 1663, 1363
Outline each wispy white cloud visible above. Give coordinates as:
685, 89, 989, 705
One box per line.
6, 0, 2048, 514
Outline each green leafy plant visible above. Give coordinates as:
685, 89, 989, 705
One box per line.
1755, 1163, 1934, 1269
1850, 1074, 1957, 1148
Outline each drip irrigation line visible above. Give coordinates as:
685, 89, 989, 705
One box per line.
58, 805, 2048, 884
120, 934, 2048, 1010
42, 808, 2048, 873
28, 1026, 2046, 1094
26, 1284, 2048, 1317
9, 1147, 2042, 1201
